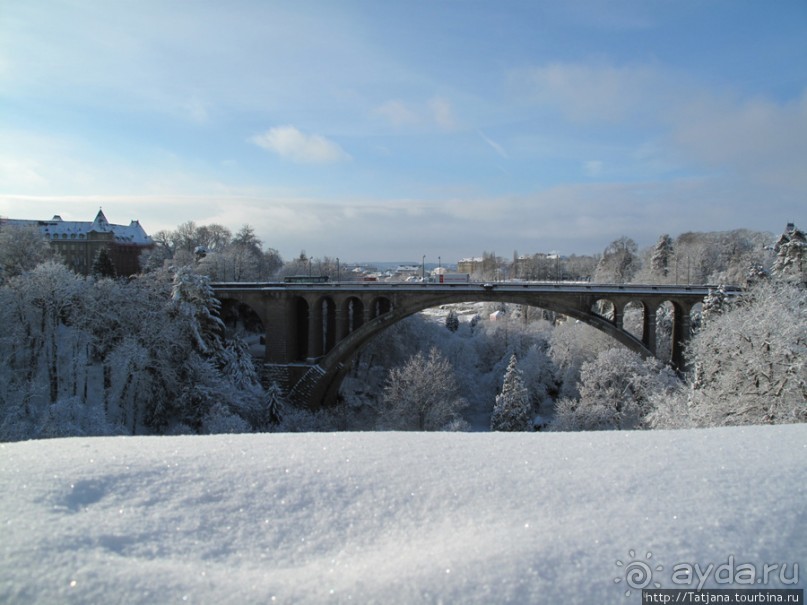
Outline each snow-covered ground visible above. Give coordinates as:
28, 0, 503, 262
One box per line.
2, 425, 804, 604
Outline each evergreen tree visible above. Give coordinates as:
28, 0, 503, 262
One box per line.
445, 309, 459, 332
170, 266, 225, 354
772, 223, 806, 283
491, 354, 532, 431
650, 234, 674, 281
701, 285, 737, 325
92, 248, 116, 278
264, 382, 286, 426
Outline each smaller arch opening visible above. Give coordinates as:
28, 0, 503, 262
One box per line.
218, 299, 266, 360
344, 296, 364, 334
655, 301, 676, 363
592, 298, 615, 322
371, 296, 392, 318
623, 301, 645, 340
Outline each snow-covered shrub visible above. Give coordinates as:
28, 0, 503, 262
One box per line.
202, 402, 252, 434
273, 405, 341, 432
35, 397, 122, 439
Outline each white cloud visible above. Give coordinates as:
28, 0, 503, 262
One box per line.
250, 126, 351, 164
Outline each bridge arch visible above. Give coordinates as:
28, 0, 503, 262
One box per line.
297, 290, 656, 409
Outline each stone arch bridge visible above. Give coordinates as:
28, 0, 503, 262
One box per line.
213, 282, 714, 408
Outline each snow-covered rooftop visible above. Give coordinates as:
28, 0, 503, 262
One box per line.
3, 209, 153, 245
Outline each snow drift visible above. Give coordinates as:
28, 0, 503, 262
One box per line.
1, 425, 804, 603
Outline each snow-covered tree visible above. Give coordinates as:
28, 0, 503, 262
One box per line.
0, 224, 57, 284
377, 347, 468, 431
171, 266, 225, 355
594, 237, 639, 283
550, 348, 680, 431
772, 223, 806, 284
491, 354, 532, 431
519, 342, 556, 411
264, 382, 286, 426
445, 309, 459, 332
701, 285, 739, 325
660, 280, 806, 427
0, 262, 270, 440
650, 234, 674, 282
548, 320, 614, 399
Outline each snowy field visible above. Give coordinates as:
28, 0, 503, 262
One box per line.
1, 425, 805, 604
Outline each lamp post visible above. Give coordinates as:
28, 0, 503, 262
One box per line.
336, 257, 340, 282
422, 255, 425, 281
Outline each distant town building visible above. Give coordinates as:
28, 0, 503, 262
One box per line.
1, 209, 154, 276
457, 257, 483, 275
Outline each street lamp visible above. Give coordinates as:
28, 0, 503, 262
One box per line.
422, 255, 425, 281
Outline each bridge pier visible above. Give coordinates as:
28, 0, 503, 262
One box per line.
642, 301, 659, 356
613, 303, 625, 330
671, 301, 693, 372
307, 297, 321, 361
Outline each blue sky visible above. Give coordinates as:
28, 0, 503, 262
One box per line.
1, 1, 805, 263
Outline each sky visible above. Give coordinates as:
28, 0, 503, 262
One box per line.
2, 426, 804, 603
1, 1, 805, 263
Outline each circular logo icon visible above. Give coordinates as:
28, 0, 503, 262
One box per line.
615, 550, 663, 597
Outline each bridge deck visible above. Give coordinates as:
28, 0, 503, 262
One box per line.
212, 281, 719, 297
